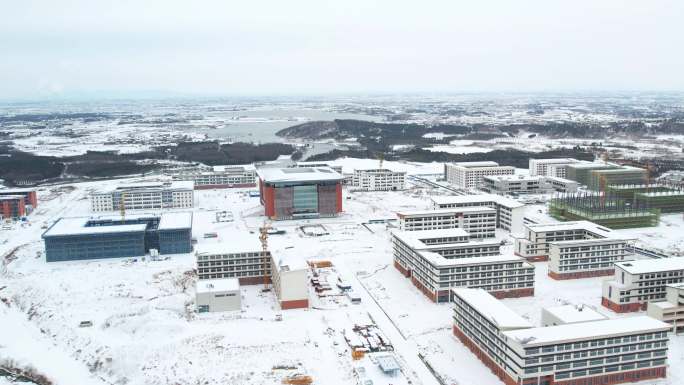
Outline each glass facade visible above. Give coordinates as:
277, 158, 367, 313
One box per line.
293, 185, 318, 214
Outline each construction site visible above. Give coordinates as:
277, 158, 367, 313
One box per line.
605, 184, 684, 213
548, 192, 661, 229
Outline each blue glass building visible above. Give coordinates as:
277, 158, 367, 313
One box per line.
42, 213, 192, 262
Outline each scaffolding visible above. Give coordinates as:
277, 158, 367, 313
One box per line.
548, 192, 660, 229
605, 184, 684, 214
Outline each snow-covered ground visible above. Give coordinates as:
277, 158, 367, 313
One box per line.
1, 159, 684, 385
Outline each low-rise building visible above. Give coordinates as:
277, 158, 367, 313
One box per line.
171, 165, 257, 189
42, 213, 193, 262
0, 195, 27, 219
545, 176, 580, 193
90, 181, 194, 212
647, 283, 684, 334
453, 288, 671, 385
541, 304, 607, 327
351, 169, 406, 191
430, 193, 525, 233
392, 229, 532, 302
396, 207, 497, 238
445, 161, 515, 190
196, 278, 241, 312
602, 258, 684, 313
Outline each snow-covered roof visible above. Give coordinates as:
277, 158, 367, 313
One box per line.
544, 176, 578, 184
452, 161, 501, 168
256, 167, 343, 183
391, 229, 503, 252
397, 206, 496, 218
0, 194, 25, 200
0, 188, 35, 193
195, 236, 263, 255
524, 220, 611, 235
96, 180, 194, 194
615, 257, 684, 275
375, 355, 401, 373
421, 252, 527, 267
43, 212, 192, 237
353, 168, 406, 174
543, 305, 606, 324
212, 164, 255, 172
649, 301, 676, 310
158, 212, 193, 230
196, 278, 240, 293
484, 174, 545, 182
452, 288, 533, 330
43, 218, 148, 237
430, 194, 524, 209
272, 249, 309, 272
530, 158, 579, 164
504, 316, 671, 347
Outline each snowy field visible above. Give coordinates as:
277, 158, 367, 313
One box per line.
2, 159, 684, 385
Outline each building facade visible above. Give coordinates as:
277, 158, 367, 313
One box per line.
453, 288, 671, 385
0, 188, 37, 208
529, 158, 581, 178
647, 283, 684, 334
548, 237, 632, 280
545, 176, 580, 194
431, 193, 525, 233
257, 167, 343, 220
195, 240, 272, 285
90, 181, 194, 212
602, 258, 684, 313
445, 161, 515, 190
196, 278, 241, 312
271, 253, 309, 309
396, 207, 497, 238
171, 165, 257, 189
514, 221, 623, 264
0, 195, 27, 219
42, 213, 193, 262
392, 229, 532, 302
483, 175, 552, 195
351, 169, 406, 191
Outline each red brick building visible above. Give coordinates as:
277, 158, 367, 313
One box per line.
0, 195, 27, 219
0, 188, 37, 208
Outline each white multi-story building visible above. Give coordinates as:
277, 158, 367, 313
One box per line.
171, 165, 257, 189
529, 158, 582, 178
90, 181, 194, 212
351, 169, 406, 191
431, 193, 526, 233
445, 161, 515, 190
602, 258, 684, 313
453, 288, 671, 385
396, 207, 497, 238
195, 238, 271, 285
392, 229, 533, 302
483, 175, 552, 195
548, 235, 633, 280
647, 283, 684, 334
294, 161, 344, 174
514, 221, 629, 265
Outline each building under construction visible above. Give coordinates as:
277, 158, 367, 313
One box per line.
565, 163, 648, 191
548, 192, 660, 229
605, 184, 684, 214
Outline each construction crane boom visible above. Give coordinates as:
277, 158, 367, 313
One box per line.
259, 221, 271, 291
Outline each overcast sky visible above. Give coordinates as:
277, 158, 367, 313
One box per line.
2, 0, 683, 100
